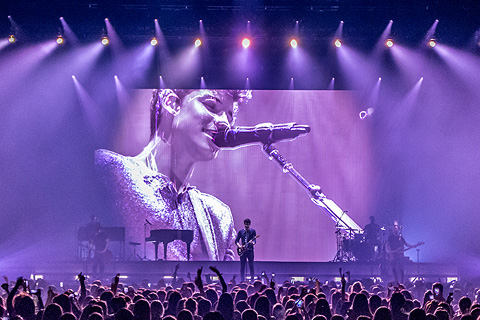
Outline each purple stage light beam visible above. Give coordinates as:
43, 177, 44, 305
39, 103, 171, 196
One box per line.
200, 76, 206, 89
114, 75, 130, 112
424, 19, 439, 45
373, 20, 393, 57
327, 77, 335, 90
104, 18, 125, 54
72, 75, 103, 136
59, 17, 80, 45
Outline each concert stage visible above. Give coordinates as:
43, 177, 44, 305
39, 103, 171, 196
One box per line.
6, 260, 459, 287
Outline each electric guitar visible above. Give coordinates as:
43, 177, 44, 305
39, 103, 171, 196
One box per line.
237, 235, 260, 257
387, 241, 424, 260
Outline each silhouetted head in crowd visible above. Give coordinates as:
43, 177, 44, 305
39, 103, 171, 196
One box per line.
236, 301, 249, 314
408, 308, 426, 320
372, 306, 392, 320
254, 296, 270, 319
115, 309, 134, 320
14, 293, 36, 320
58, 313, 76, 320
42, 303, 63, 320
217, 292, 234, 320
203, 311, 225, 320
133, 299, 150, 320
272, 303, 285, 320
165, 291, 181, 317
314, 298, 332, 320
242, 309, 258, 320
177, 309, 193, 320
52, 295, 71, 314
459, 296, 472, 314
198, 298, 212, 317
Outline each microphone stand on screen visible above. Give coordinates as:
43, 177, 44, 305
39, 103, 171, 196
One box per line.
261, 138, 362, 236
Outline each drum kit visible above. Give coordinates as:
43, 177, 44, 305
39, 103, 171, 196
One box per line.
334, 226, 388, 262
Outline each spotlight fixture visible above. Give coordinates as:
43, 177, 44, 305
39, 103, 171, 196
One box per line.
242, 38, 250, 48
101, 36, 109, 46
334, 39, 342, 48
56, 35, 65, 45
385, 39, 394, 47
194, 38, 202, 47
8, 35, 15, 43
428, 39, 436, 48
150, 37, 158, 46
290, 39, 298, 48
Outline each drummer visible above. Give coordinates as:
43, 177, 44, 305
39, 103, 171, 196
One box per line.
363, 216, 381, 252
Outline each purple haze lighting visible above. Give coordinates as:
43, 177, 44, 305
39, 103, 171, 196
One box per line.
245, 77, 250, 89
159, 76, 166, 89
289, 77, 294, 90
200, 76, 206, 89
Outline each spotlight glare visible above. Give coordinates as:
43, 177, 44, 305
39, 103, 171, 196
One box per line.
8, 34, 15, 43
428, 39, 436, 48
334, 39, 342, 48
290, 39, 298, 48
56, 35, 65, 45
150, 37, 158, 46
386, 39, 394, 47
101, 36, 109, 46
194, 38, 202, 47
242, 38, 250, 48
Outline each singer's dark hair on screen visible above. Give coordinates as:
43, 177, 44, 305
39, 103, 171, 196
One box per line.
149, 89, 252, 140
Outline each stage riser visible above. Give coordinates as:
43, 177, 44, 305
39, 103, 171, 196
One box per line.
4, 261, 458, 287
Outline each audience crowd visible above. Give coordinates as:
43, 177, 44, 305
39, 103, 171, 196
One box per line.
1, 266, 479, 320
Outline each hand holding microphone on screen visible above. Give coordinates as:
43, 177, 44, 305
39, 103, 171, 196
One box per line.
213, 122, 310, 148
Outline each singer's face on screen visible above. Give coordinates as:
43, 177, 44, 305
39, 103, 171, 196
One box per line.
171, 90, 235, 162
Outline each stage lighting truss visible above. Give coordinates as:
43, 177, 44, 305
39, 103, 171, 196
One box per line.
8, 35, 16, 43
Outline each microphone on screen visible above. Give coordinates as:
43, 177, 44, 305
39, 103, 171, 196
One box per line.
213, 122, 310, 148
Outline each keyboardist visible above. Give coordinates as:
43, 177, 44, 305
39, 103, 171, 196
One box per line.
96, 89, 251, 260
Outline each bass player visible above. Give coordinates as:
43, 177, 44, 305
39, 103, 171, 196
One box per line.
386, 221, 424, 284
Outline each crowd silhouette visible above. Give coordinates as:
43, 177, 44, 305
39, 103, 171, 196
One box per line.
1, 267, 478, 320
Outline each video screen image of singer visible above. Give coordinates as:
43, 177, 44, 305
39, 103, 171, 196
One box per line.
95, 90, 373, 262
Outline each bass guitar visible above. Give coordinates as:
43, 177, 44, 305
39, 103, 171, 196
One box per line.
237, 235, 260, 257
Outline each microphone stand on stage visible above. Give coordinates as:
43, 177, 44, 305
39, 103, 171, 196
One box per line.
261, 143, 363, 261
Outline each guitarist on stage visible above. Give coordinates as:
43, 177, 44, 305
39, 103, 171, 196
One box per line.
235, 218, 257, 282
386, 221, 423, 284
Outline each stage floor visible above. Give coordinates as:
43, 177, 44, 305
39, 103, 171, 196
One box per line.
4, 260, 459, 287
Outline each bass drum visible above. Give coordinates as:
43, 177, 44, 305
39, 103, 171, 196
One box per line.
353, 241, 374, 262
